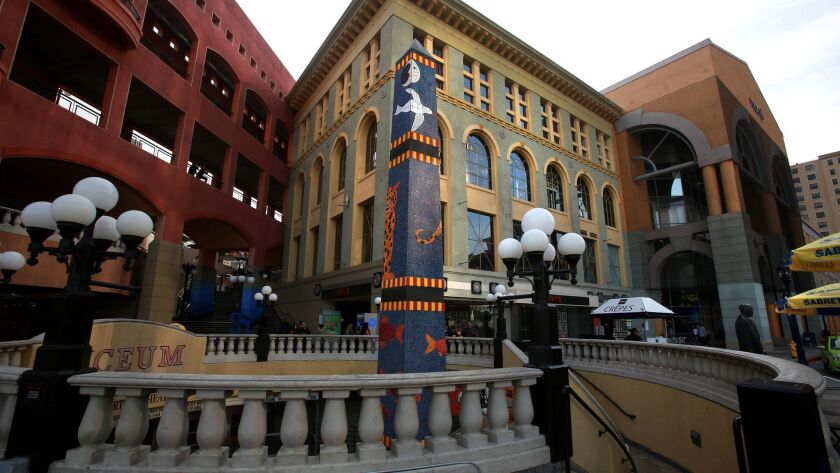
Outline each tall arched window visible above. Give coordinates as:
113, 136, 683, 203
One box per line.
466, 135, 491, 188
510, 150, 531, 201
333, 138, 347, 192
735, 122, 762, 180
313, 159, 323, 206
438, 125, 445, 175
364, 122, 377, 173
603, 187, 616, 227
295, 173, 305, 218
546, 165, 564, 211
577, 177, 592, 220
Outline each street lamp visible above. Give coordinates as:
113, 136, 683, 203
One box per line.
777, 265, 807, 365
487, 283, 509, 368
7, 177, 154, 471
496, 207, 584, 467
254, 285, 278, 361
0, 251, 26, 284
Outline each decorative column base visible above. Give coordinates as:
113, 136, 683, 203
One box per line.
231, 446, 267, 467
391, 439, 424, 458
455, 431, 488, 449
276, 445, 308, 465
485, 428, 515, 444
319, 444, 348, 463
64, 445, 112, 466
514, 424, 540, 439
187, 446, 229, 467
356, 442, 386, 462
148, 446, 191, 467
425, 436, 457, 454
105, 445, 150, 466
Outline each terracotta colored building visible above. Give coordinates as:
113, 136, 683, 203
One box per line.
0, 0, 292, 335
604, 40, 808, 348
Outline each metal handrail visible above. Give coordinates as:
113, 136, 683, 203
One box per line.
566, 386, 637, 473
572, 369, 636, 420
368, 462, 481, 473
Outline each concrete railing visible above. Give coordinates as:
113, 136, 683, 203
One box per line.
0, 337, 40, 368
0, 366, 26, 458
204, 334, 495, 366
558, 339, 826, 409
52, 367, 549, 472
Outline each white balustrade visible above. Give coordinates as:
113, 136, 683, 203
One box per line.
0, 367, 25, 459
52, 368, 546, 472
0, 338, 40, 367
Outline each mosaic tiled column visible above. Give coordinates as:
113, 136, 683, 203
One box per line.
377, 41, 446, 438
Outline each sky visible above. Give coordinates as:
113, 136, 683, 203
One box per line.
236, 0, 840, 164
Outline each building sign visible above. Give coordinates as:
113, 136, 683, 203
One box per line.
548, 294, 591, 306
749, 97, 764, 120
89, 319, 207, 373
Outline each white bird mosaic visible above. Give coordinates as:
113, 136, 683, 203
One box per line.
394, 88, 433, 131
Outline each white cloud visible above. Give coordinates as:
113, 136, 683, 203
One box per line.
236, 0, 840, 163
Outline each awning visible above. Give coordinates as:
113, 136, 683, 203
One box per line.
786, 283, 840, 310
788, 232, 840, 272
590, 297, 674, 319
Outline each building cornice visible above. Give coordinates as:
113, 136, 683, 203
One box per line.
288, 0, 622, 122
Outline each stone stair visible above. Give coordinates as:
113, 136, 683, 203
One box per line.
182, 289, 292, 334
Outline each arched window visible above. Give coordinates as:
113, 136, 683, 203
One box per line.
546, 165, 564, 211
509, 151, 531, 201
735, 122, 762, 180
603, 188, 616, 227
466, 135, 491, 188
364, 122, 377, 173
338, 144, 347, 191
576, 177, 591, 220
295, 173, 305, 218
438, 125, 445, 175
313, 159, 323, 206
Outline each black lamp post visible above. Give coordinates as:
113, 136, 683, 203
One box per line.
778, 265, 807, 365
5, 177, 154, 472
486, 285, 508, 369
175, 262, 197, 321
496, 208, 585, 467
254, 285, 277, 362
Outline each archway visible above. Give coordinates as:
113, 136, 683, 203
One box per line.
660, 252, 722, 347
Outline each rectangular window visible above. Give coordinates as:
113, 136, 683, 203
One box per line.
797, 195, 804, 202
361, 201, 374, 263
833, 179, 838, 185
467, 211, 494, 271
816, 211, 826, 218
583, 239, 597, 284
332, 216, 343, 271
309, 227, 319, 276
792, 177, 800, 183
298, 116, 310, 156
819, 221, 828, 228
596, 130, 613, 170
832, 169, 837, 176
314, 95, 329, 138
607, 244, 621, 286
794, 186, 802, 193
812, 192, 821, 199
809, 183, 819, 190
791, 167, 799, 174
360, 36, 380, 94
462, 57, 491, 111
807, 174, 817, 180
415, 30, 445, 91
569, 115, 589, 159
504, 80, 529, 130
798, 205, 806, 211
805, 164, 815, 171
829, 159, 834, 165
814, 202, 823, 209
334, 68, 350, 119
540, 99, 563, 146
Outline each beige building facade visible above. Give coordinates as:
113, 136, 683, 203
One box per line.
791, 151, 840, 236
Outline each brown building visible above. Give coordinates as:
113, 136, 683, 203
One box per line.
604, 39, 808, 348
791, 151, 840, 236
0, 0, 292, 334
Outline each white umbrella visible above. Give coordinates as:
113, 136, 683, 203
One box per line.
591, 297, 674, 318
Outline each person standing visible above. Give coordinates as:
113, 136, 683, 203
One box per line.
735, 304, 764, 354
625, 328, 642, 341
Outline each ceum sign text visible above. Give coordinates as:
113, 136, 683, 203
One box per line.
93, 345, 186, 371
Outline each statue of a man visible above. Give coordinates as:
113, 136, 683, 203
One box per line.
735, 304, 764, 354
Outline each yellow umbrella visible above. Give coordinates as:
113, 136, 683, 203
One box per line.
786, 283, 840, 310
788, 232, 840, 272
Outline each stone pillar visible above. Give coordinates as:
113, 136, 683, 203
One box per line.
702, 165, 723, 216
106, 388, 150, 466
319, 390, 349, 463
63, 387, 114, 466
189, 389, 228, 467
356, 388, 386, 462
149, 389, 191, 467
719, 160, 742, 213
137, 239, 183, 323
377, 41, 447, 440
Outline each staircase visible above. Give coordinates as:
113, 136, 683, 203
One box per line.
182, 289, 292, 334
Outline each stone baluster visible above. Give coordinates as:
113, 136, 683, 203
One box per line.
277, 390, 309, 465
0, 391, 16, 458
340, 337, 348, 353
246, 336, 256, 354
306, 337, 315, 353
208, 337, 218, 356
426, 385, 457, 453
232, 390, 268, 466
234, 336, 243, 354
149, 389, 191, 467
320, 390, 349, 463
486, 381, 514, 443
293, 337, 300, 353
392, 387, 423, 458
63, 387, 114, 466
106, 387, 150, 466
455, 383, 487, 448
0, 352, 8, 366
189, 390, 229, 467
357, 388, 386, 462
446, 338, 453, 356
361, 338, 369, 354
512, 378, 539, 438
9, 351, 20, 367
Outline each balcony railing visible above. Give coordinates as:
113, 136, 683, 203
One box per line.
47, 367, 548, 472
118, 0, 141, 22
56, 89, 102, 126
